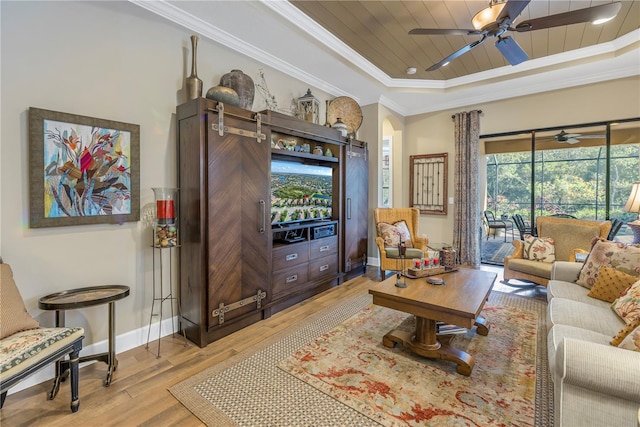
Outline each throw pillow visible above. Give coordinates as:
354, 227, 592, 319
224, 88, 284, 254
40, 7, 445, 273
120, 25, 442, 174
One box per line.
611, 279, 640, 325
611, 316, 640, 347
576, 238, 640, 289
588, 266, 638, 303
377, 221, 414, 248
618, 322, 640, 351
0, 263, 40, 340
523, 234, 555, 263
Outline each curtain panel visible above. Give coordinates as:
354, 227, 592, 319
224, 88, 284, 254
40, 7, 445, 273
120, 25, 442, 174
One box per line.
453, 111, 481, 267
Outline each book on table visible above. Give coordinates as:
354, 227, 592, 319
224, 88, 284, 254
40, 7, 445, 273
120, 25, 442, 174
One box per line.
436, 321, 467, 335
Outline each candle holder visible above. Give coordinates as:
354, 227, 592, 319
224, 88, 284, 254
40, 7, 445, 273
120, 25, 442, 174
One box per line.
395, 241, 407, 288
152, 187, 178, 248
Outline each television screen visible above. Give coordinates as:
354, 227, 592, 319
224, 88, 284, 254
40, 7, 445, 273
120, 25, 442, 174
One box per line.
271, 159, 333, 225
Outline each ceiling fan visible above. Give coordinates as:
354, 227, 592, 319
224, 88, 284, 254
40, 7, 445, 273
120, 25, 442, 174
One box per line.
547, 130, 606, 145
409, 0, 622, 71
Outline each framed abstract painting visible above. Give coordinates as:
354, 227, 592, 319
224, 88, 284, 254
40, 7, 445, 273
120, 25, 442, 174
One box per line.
28, 107, 140, 228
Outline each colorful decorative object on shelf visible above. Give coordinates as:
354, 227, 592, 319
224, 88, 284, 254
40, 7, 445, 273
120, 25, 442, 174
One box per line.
185, 35, 202, 100
220, 69, 255, 110
297, 89, 320, 124
152, 187, 178, 248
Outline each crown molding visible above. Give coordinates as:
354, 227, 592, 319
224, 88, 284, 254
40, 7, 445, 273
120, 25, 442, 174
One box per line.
128, 0, 359, 102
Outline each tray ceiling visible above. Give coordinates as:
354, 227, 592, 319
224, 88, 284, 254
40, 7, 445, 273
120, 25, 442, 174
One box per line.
291, 0, 639, 80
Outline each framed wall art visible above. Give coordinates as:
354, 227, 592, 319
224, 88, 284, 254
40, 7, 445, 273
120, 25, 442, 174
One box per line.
28, 107, 140, 228
410, 153, 448, 215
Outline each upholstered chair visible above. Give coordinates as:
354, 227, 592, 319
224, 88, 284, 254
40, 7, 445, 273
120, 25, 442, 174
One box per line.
374, 208, 429, 279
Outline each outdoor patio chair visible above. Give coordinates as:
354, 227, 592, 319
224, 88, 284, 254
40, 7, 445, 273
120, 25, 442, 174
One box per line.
483, 210, 514, 242
512, 214, 535, 240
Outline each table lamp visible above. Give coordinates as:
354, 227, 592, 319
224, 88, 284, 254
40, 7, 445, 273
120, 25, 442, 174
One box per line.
623, 182, 640, 244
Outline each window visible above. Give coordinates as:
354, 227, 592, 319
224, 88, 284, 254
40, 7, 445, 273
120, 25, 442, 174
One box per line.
381, 136, 391, 207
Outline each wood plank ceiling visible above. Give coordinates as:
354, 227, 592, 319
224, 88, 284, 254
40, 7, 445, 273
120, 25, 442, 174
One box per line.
291, 0, 640, 80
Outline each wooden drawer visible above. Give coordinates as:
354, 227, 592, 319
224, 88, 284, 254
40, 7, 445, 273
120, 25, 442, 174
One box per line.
272, 263, 309, 298
272, 241, 309, 271
309, 254, 338, 280
309, 236, 337, 260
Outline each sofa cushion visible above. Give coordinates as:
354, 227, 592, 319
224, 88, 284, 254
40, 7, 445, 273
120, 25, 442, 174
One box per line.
538, 220, 601, 261
547, 280, 603, 306
523, 235, 555, 263
548, 297, 623, 336
547, 324, 612, 380
611, 316, 640, 347
588, 266, 638, 303
0, 263, 40, 340
576, 239, 640, 289
506, 258, 553, 279
611, 279, 640, 324
377, 220, 413, 248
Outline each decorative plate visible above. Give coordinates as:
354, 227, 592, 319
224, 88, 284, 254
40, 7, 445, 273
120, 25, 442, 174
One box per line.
327, 96, 362, 134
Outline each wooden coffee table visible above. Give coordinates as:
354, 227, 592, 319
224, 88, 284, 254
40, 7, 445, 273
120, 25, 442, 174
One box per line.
369, 269, 496, 376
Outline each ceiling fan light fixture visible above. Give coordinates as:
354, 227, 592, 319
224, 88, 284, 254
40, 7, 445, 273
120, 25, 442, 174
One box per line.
472, 1, 506, 30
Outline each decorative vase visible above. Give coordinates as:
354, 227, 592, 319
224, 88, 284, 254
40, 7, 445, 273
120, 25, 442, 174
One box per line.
152, 188, 178, 248
220, 69, 255, 110
332, 117, 348, 137
205, 86, 240, 106
185, 35, 202, 100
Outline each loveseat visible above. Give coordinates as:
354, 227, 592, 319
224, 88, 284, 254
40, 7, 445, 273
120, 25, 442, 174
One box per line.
545, 240, 640, 426
504, 216, 611, 286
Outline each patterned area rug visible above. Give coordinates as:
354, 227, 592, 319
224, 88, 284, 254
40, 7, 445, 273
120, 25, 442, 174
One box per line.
279, 303, 536, 426
169, 291, 552, 427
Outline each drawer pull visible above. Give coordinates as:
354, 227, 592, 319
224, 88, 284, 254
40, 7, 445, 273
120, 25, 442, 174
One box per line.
285, 253, 298, 261
320, 245, 330, 252
319, 264, 329, 272
286, 274, 298, 283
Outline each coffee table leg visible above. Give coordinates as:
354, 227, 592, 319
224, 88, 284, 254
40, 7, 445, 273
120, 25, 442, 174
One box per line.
475, 315, 490, 336
382, 316, 475, 376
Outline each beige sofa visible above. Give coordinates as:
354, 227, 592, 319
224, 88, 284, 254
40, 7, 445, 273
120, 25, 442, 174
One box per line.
504, 216, 611, 286
546, 261, 640, 426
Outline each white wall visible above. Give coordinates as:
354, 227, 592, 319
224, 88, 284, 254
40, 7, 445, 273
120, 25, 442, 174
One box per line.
404, 76, 640, 245
0, 0, 336, 372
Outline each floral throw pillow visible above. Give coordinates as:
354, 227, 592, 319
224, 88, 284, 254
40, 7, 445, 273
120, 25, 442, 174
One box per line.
618, 323, 640, 351
523, 234, 555, 263
377, 221, 414, 249
611, 279, 640, 325
576, 238, 640, 289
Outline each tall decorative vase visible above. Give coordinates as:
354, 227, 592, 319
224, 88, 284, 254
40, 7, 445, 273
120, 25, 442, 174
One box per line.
220, 69, 255, 110
185, 35, 202, 100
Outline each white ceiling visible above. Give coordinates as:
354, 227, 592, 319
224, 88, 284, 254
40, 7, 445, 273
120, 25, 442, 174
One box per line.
131, 0, 640, 117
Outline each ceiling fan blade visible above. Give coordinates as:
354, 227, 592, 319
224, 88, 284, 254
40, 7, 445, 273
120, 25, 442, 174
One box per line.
497, 0, 531, 23
576, 134, 605, 139
566, 138, 580, 144
495, 36, 528, 65
515, 2, 622, 32
409, 28, 483, 36
426, 36, 487, 71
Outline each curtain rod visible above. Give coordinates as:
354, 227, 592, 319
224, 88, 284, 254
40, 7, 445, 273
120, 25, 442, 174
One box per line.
451, 110, 482, 119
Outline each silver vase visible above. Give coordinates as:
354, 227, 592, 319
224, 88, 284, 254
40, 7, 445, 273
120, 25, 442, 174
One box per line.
185, 35, 202, 100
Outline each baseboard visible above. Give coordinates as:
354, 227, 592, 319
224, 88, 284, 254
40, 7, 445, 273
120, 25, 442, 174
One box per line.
8, 316, 181, 396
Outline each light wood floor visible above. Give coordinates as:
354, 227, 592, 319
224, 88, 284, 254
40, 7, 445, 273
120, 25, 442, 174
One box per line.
0, 266, 546, 426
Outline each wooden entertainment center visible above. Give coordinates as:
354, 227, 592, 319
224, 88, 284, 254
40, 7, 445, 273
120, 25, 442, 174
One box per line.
176, 98, 368, 347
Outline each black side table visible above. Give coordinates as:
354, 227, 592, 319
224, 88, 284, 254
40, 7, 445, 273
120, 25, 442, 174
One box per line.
38, 285, 130, 397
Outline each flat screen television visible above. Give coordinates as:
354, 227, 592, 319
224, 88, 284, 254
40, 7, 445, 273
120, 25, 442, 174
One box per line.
271, 159, 333, 226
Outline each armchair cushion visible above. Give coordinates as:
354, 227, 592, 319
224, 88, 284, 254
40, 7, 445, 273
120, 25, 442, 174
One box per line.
0, 264, 39, 340
576, 239, 640, 289
537, 220, 601, 261
523, 234, 555, 263
377, 220, 414, 248
587, 266, 638, 303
